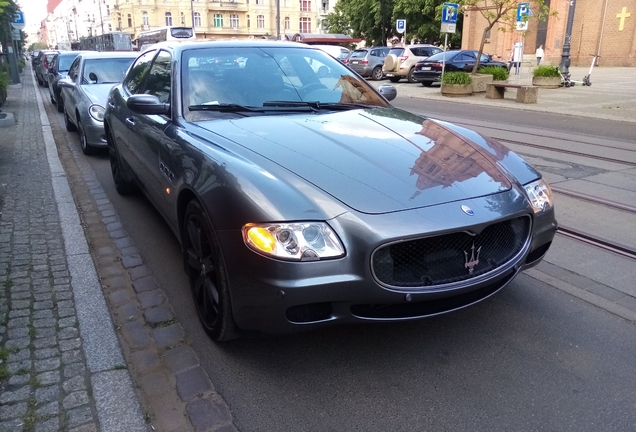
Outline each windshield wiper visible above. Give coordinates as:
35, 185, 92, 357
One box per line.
189, 103, 262, 112
263, 101, 371, 111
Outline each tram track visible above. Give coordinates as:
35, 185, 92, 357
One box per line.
556, 226, 636, 261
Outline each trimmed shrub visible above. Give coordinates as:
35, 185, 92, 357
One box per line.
533, 65, 560, 78
479, 66, 509, 81
441, 71, 472, 85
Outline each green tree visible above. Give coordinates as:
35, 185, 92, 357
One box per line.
459, 0, 553, 74
326, 0, 394, 46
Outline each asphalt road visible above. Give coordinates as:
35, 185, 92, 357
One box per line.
45, 89, 636, 431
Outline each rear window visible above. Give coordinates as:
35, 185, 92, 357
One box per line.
59, 54, 80, 71
388, 48, 405, 56
426, 51, 459, 61
350, 50, 368, 59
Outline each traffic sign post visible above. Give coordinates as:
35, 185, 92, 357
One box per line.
440, 3, 459, 81
516, 2, 530, 31
396, 19, 406, 44
7, 11, 25, 84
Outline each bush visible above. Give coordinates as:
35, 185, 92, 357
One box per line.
441, 71, 472, 85
18, 58, 26, 68
479, 66, 509, 81
0, 72, 9, 93
533, 65, 560, 78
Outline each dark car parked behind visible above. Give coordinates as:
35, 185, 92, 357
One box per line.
34, 50, 59, 87
413, 50, 508, 86
346, 47, 391, 80
48, 51, 84, 112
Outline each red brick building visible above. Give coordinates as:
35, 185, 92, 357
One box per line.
461, 0, 636, 67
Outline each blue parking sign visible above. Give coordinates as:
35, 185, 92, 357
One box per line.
442, 3, 459, 24
14, 11, 25, 25
516, 2, 530, 22
396, 19, 406, 34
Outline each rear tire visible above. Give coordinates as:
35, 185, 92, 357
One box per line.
183, 200, 239, 342
64, 107, 77, 132
56, 96, 64, 113
371, 66, 383, 81
421, 81, 433, 87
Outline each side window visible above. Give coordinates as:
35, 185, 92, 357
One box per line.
123, 50, 156, 95
370, 50, 377, 57
49, 56, 57, 72
457, 53, 475, 62
143, 50, 172, 103
67, 57, 81, 81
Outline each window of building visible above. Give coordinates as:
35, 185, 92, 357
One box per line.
284, 0, 290, 7
299, 17, 311, 33
106, 5, 110, 16
165, 12, 173, 26
247, 14, 250, 28
127, 14, 132, 27
214, 14, 223, 27
300, 0, 311, 11
284, 17, 290, 30
230, 14, 239, 28
118, 17, 122, 30
194, 12, 201, 27
108, 24, 112, 31
181, 12, 185, 25
142, 12, 149, 26
257, 15, 264, 28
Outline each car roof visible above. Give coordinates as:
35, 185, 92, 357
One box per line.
77, 51, 139, 59
145, 39, 310, 54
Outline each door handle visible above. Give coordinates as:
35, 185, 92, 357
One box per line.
108, 101, 115, 108
125, 117, 135, 127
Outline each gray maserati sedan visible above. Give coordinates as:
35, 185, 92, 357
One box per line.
59, 51, 138, 155
104, 40, 557, 341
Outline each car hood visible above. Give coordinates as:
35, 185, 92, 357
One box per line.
80, 84, 117, 106
196, 108, 512, 214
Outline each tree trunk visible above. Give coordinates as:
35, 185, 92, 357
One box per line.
471, 24, 494, 75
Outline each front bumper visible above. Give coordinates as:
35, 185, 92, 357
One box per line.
83, 118, 108, 148
217, 194, 557, 336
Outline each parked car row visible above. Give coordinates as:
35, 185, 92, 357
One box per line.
41, 42, 556, 342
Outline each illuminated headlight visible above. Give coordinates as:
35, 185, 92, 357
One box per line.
524, 178, 553, 213
242, 222, 345, 261
89, 104, 105, 122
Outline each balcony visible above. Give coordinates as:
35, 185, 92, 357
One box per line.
202, 25, 251, 36
208, 0, 249, 11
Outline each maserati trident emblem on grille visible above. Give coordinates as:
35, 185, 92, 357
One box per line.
461, 205, 474, 216
464, 243, 481, 275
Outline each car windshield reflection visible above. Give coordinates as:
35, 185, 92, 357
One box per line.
182, 46, 389, 121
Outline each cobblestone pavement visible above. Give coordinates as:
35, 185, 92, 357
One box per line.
0, 71, 144, 431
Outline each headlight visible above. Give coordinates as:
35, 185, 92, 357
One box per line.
243, 222, 345, 261
524, 178, 553, 213
89, 104, 105, 122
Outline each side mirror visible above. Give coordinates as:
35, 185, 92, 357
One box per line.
57, 77, 75, 89
378, 84, 397, 102
127, 94, 170, 115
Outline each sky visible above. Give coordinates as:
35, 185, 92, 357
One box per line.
17, 0, 49, 33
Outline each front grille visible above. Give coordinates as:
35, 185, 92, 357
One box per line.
372, 216, 531, 288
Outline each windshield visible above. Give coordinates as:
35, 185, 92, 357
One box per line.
182, 46, 390, 121
82, 57, 136, 84
349, 50, 368, 59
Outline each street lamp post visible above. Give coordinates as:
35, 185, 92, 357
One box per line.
98, 0, 105, 35
191, 0, 195, 32
559, 0, 577, 74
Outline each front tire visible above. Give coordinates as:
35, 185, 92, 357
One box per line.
64, 107, 77, 131
183, 200, 238, 342
108, 128, 136, 195
56, 96, 64, 113
78, 117, 94, 155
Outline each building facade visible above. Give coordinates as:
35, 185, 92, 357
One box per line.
43, 0, 335, 47
461, 0, 636, 67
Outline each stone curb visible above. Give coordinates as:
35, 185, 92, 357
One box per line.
31, 69, 147, 432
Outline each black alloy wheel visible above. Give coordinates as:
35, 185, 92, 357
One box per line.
371, 66, 383, 81
77, 117, 94, 155
63, 107, 77, 132
183, 200, 238, 342
107, 128, 136, 195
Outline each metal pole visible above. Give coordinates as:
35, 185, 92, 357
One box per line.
596, 0, 609, 65
276, 0, 280, 39
98, 0, 105, 35
441, 33, 448, 81
191, 0, 195, 34
559, 0, 577, 73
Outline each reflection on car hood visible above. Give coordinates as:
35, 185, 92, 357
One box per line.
198, 108, 512, 214
81, 84, 118, 106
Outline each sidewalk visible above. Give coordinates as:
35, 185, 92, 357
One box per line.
375, 66, 636, 124
0, 72, 146, 430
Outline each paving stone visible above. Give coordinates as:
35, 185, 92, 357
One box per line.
58, 327, 79, 340
120, 246, 137, 257
7, 349, 30, 363
35, 385, 60, 405
37, 327, 56, 338
64, 362, 86, 378
144, 305, 174, 325
163, 345, 200, 374
10, 300, 31, 310
140, 372, 172, 395
7, 316, 28, 328
0, 418, 23, 431
176, 366, 213, 401
34, 337, 58, 349
5, 337, 30, 350
7, 327, 29, 338
33, 318, 57, 328
186, 397, 234, 432
69, 423, 99, 432
32, 310, 54, 319
61, 349, 83, 365
36, 401, 59, 417
59, 338, 81, 352
34, 293, 53, 302
67, 406, 94, 428
131, 275, 158, 293
63, 375, 87, 393
35, 357, 61, 373
0, 385, 31, 404
121, 320, 151, 349
114, 303, 142, 325
153, 323, 185, 349
63, 391, 90, 410
54, 291, 73, 301
7, 359, 32, 374
57, 307, 76, 318
108, 289, 132, 307
56, 300, 74, 309
33, 300, 54, 310
58, 316, 77, 328
8, 309, 29, 318
138, 290, 165, 310
37, 371, 61, 386
130, 348, 161, 373
128, 265, 152, 281
35, 416, 59, 432
0, 401, 28, 421
10, 291, 31, 300
8, 375, 30, 386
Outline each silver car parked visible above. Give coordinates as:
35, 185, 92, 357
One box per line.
59, 51, 138, 155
